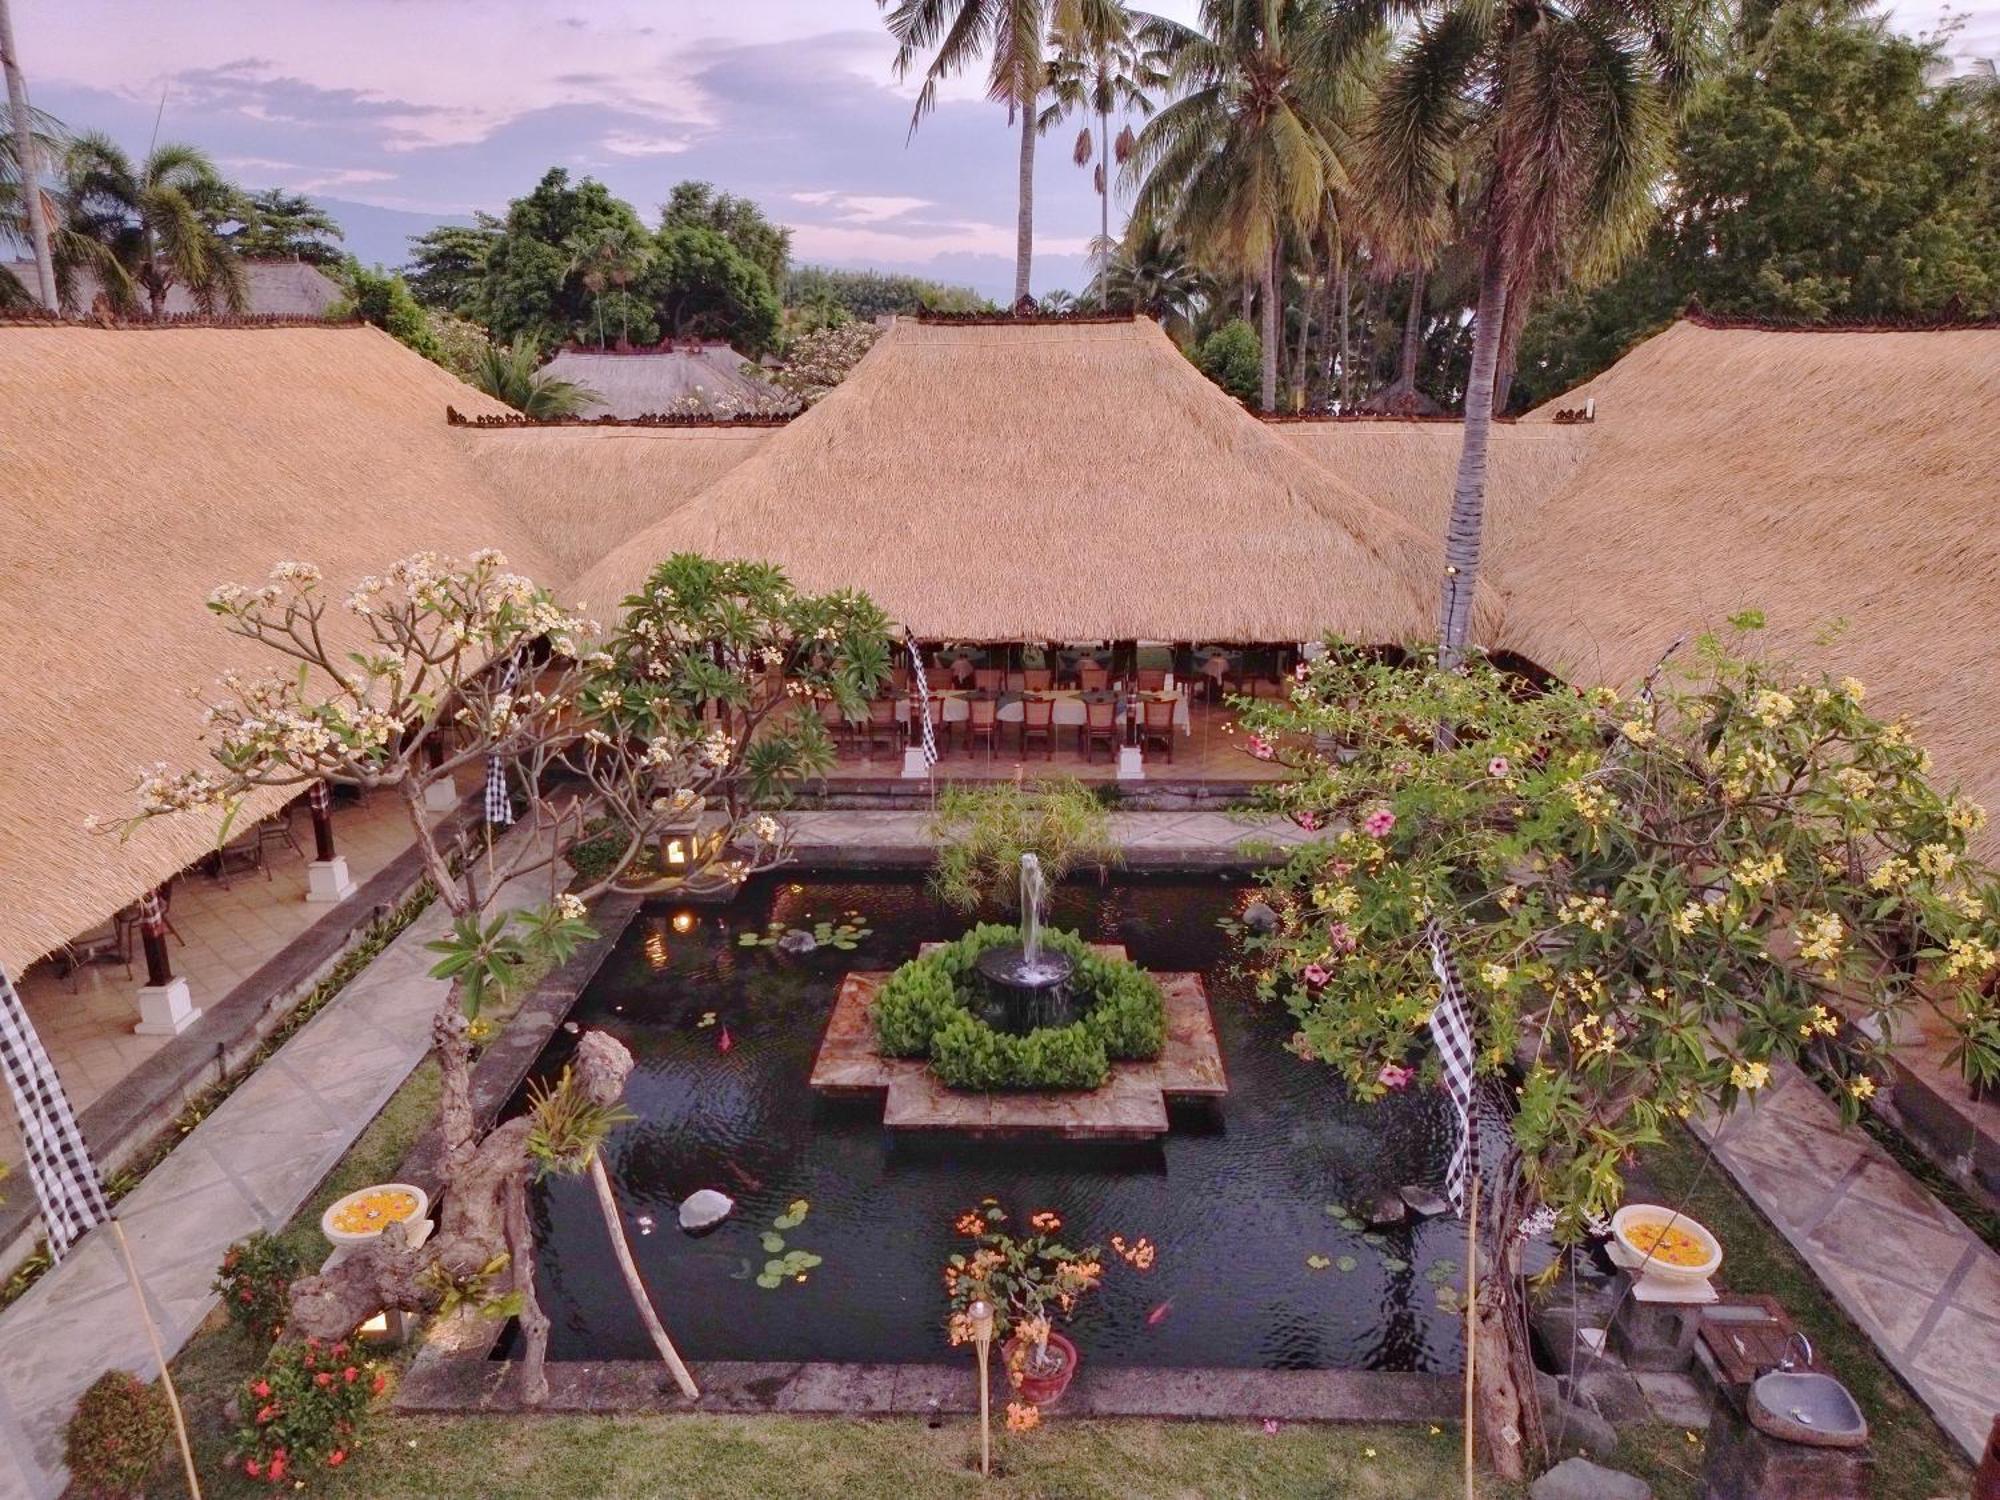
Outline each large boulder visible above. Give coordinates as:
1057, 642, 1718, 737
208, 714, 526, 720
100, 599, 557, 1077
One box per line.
1530, 1458, 1651, 1500
677, 1189, 734, 1233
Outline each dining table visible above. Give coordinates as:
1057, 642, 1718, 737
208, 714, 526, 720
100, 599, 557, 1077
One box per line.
912, 686, 1190, 735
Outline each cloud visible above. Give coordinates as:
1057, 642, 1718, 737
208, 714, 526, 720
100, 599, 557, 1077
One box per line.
788, 190, 932, 223
601, 131, 693, 157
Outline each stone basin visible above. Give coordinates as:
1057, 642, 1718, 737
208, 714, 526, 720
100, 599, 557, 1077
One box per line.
1748, 1371, 1870, 1449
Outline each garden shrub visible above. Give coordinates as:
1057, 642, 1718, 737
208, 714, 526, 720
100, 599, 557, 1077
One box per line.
215, 1231, 305, 1344
64, 1369, 171, 1499
234, 1336, 385, 1485
872, 924, 1163, 1090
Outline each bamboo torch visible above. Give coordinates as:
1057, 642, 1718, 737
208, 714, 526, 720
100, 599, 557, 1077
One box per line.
970, 1298, 994, 1478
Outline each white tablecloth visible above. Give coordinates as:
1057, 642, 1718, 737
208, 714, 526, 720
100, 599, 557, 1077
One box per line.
922, 693, 1190, 735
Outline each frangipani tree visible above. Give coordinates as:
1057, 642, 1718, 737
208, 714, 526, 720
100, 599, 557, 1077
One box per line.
119, 549, 891, 1402
1230, 624, 2000, 1478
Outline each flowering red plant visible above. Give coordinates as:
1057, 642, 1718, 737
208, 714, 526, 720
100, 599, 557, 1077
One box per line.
232, 1337, 384, 1484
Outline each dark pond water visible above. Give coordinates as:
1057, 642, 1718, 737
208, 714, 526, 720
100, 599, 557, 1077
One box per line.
516, 874, 1467, 1372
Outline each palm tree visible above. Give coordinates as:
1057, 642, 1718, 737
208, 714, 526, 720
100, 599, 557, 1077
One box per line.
1365, 3, 1716, 667
565, 225, 652, 350
1126, 0, 1376, 411
1041, 0, 1165, 306
0, 102, 62, 309
1105, 223, 1207, 335
0, 0, 57, 309
881, 0, 1082, 304
57, 132, 244, 316
470, 336, 600, 418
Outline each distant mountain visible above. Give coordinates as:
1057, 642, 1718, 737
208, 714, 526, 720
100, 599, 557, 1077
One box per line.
316, 198, 468, 272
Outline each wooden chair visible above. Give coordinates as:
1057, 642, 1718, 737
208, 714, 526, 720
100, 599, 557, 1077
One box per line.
1019, 696, 1056, 759
1140, 697, 1177, 762
59, 919, 132, 991
861, 698, 903, 759
1079, 663, 1109, 692
1023, 668, 1053, 691
257, 809, 305, 863
974, 667, 1003, 693
208, 826, 271, 890
1082, 698, 1118, 763
815, 695, 850, 756
966, 696, 1000, 760
1137, 668, 1168, 692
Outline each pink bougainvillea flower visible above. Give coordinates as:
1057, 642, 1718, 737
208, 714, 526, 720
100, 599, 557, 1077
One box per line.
1302, 963, 1330, 986
1377, 1063, 1415, 1091
1328, 922, 1357, 953
1488, 756, 1510, 778
1247, 734, 1275, 761
1361, 807, 1396, 838
1263, 1418, 1282, 1434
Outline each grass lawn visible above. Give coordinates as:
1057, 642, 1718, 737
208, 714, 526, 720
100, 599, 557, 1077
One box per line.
139, 1030, 1971, 1499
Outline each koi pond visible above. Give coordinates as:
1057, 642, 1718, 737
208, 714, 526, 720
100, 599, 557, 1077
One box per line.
516, 874, 1467, 1372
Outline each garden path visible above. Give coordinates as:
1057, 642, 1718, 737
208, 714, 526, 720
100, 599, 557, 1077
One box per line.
1692, 1059, 2000, 1459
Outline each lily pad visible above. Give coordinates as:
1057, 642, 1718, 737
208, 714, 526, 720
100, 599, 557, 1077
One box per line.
1381, 1257, 1410, 1274
1305, 1253, 1332, 1271
754, 1273, 782, 1289
760, 1232, 786, 1254
1336, 1255, 1358, 1273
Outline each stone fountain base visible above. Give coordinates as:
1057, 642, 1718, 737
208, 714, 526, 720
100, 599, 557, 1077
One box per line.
809, 943, 1227, 1140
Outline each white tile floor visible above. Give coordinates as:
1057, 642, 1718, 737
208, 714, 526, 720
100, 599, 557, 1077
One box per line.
0, 771, 478, 1171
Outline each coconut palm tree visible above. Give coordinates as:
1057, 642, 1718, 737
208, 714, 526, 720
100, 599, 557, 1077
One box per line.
1126, 0, 1377, 411
881, 0, 1083, 304
57, 132, 244, 316
0, 102, 62, 309
1041, 0, 1166, 306
565, 225, 652, 350
1365, 2, 1717, 666
470, 335, 600, 418
1105, 222, 1207, 335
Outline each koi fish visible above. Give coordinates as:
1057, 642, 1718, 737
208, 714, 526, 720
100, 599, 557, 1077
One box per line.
724, 1160, 763, 1192
717, 1026, 734, 1054
1146, 1299, 1174, 1326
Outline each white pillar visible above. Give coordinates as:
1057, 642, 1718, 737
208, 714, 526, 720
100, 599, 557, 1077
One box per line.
305, 856, 358, 903
134, 977, 200, 1036
1117, 745, 1145, 780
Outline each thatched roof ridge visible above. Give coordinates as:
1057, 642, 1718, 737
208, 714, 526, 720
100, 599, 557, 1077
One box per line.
461, 423, 773, 584
0, 323, 539, 971
576, 316, 1494, 641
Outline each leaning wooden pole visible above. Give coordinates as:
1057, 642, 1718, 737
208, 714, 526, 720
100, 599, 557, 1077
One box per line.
1463, 1171, 1479, 1500
111, 1219, 203, 1500
586, 1153, 699, 1399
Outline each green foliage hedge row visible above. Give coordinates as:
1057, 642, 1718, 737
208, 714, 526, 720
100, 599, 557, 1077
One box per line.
872, 923, 1166, 1090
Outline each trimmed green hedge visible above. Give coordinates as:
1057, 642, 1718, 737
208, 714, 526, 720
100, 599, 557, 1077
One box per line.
872, 923, 1166, 1090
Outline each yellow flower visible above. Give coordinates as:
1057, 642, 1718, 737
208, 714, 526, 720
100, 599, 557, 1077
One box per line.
1837, 676, 1865, 703
1730, 852, 1786, 892
1620, 720, 1655, 745
1794, 912, 1844, 965
1363, 1447, 1378, 1459
1799, 1004, 1839, 1039
1848, 1075, 1876, 1101
1868, 857, 1914, 891
1730, 1060, 1771, 1091
1947, 798, 1989, 835
1916, 844, 1957, 879
1479, 963, 1511, 989
1670, 902, 1703, 935
1749, 689, 1795, 726
1942, 936, 1998, 978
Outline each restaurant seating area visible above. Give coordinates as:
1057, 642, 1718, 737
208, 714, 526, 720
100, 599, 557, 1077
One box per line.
800, 642, 1301, 779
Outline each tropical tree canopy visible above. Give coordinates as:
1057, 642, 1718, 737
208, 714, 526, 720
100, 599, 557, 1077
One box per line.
225, 187, 345, 265
54, 132, 246, 315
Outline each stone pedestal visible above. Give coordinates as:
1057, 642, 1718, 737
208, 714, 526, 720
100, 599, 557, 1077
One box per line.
305, 856, 358, 904
1116, 745, 1145, 780
900, 747, 930, 780
1702, 1403, 1873, 1499
1609, 1273, 1706, 1372
134, 976, 201, 1036
422, 778, 460, 814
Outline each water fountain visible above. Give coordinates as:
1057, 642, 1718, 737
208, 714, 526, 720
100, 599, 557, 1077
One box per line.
972, 854, 1080, 1033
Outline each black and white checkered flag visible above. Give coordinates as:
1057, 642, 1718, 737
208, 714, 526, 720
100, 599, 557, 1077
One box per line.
0, 964, 110, 1260
1424, 919, 1519, 1217
907, 637, 939, 767
485, 658, 522, 826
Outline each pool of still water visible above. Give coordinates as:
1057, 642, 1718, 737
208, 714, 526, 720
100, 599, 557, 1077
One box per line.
517, 874, 1466, 1372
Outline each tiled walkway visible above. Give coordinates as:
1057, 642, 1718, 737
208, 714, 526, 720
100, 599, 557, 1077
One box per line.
0, 823, 548, 1500
1691, 1060, 2000, 1458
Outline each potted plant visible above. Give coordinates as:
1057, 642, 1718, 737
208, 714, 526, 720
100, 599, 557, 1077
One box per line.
944, 1200, 1104, 1407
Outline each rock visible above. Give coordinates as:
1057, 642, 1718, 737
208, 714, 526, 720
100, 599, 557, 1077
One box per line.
1399, 1184, 1449, 1218
776, 929, 818, 956
677, 1189, 734, 1232
1538, 1383, 1619, 1459
1243, 900, 1279, 935
1364, 1190, 1408, 1227
1529, 1457, 1652, 1500
1633, 1369, 1713, 1429
1572, 1367, 1652, 1428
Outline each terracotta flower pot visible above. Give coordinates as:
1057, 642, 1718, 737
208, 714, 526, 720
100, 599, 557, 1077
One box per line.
1007, 1330, 1079, 1407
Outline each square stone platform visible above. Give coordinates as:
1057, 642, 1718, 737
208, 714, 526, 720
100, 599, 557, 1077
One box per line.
809, 945, 1226, 1140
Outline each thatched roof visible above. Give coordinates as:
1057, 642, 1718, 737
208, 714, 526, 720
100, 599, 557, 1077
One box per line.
1501, 320, 2000, 833
1282, 321, 2000, 846
540, 345, 786, 419
0, 323, 537, 972
575, 316, 1486, 641
460, 423, 772, 583
5, 258, 347, 319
